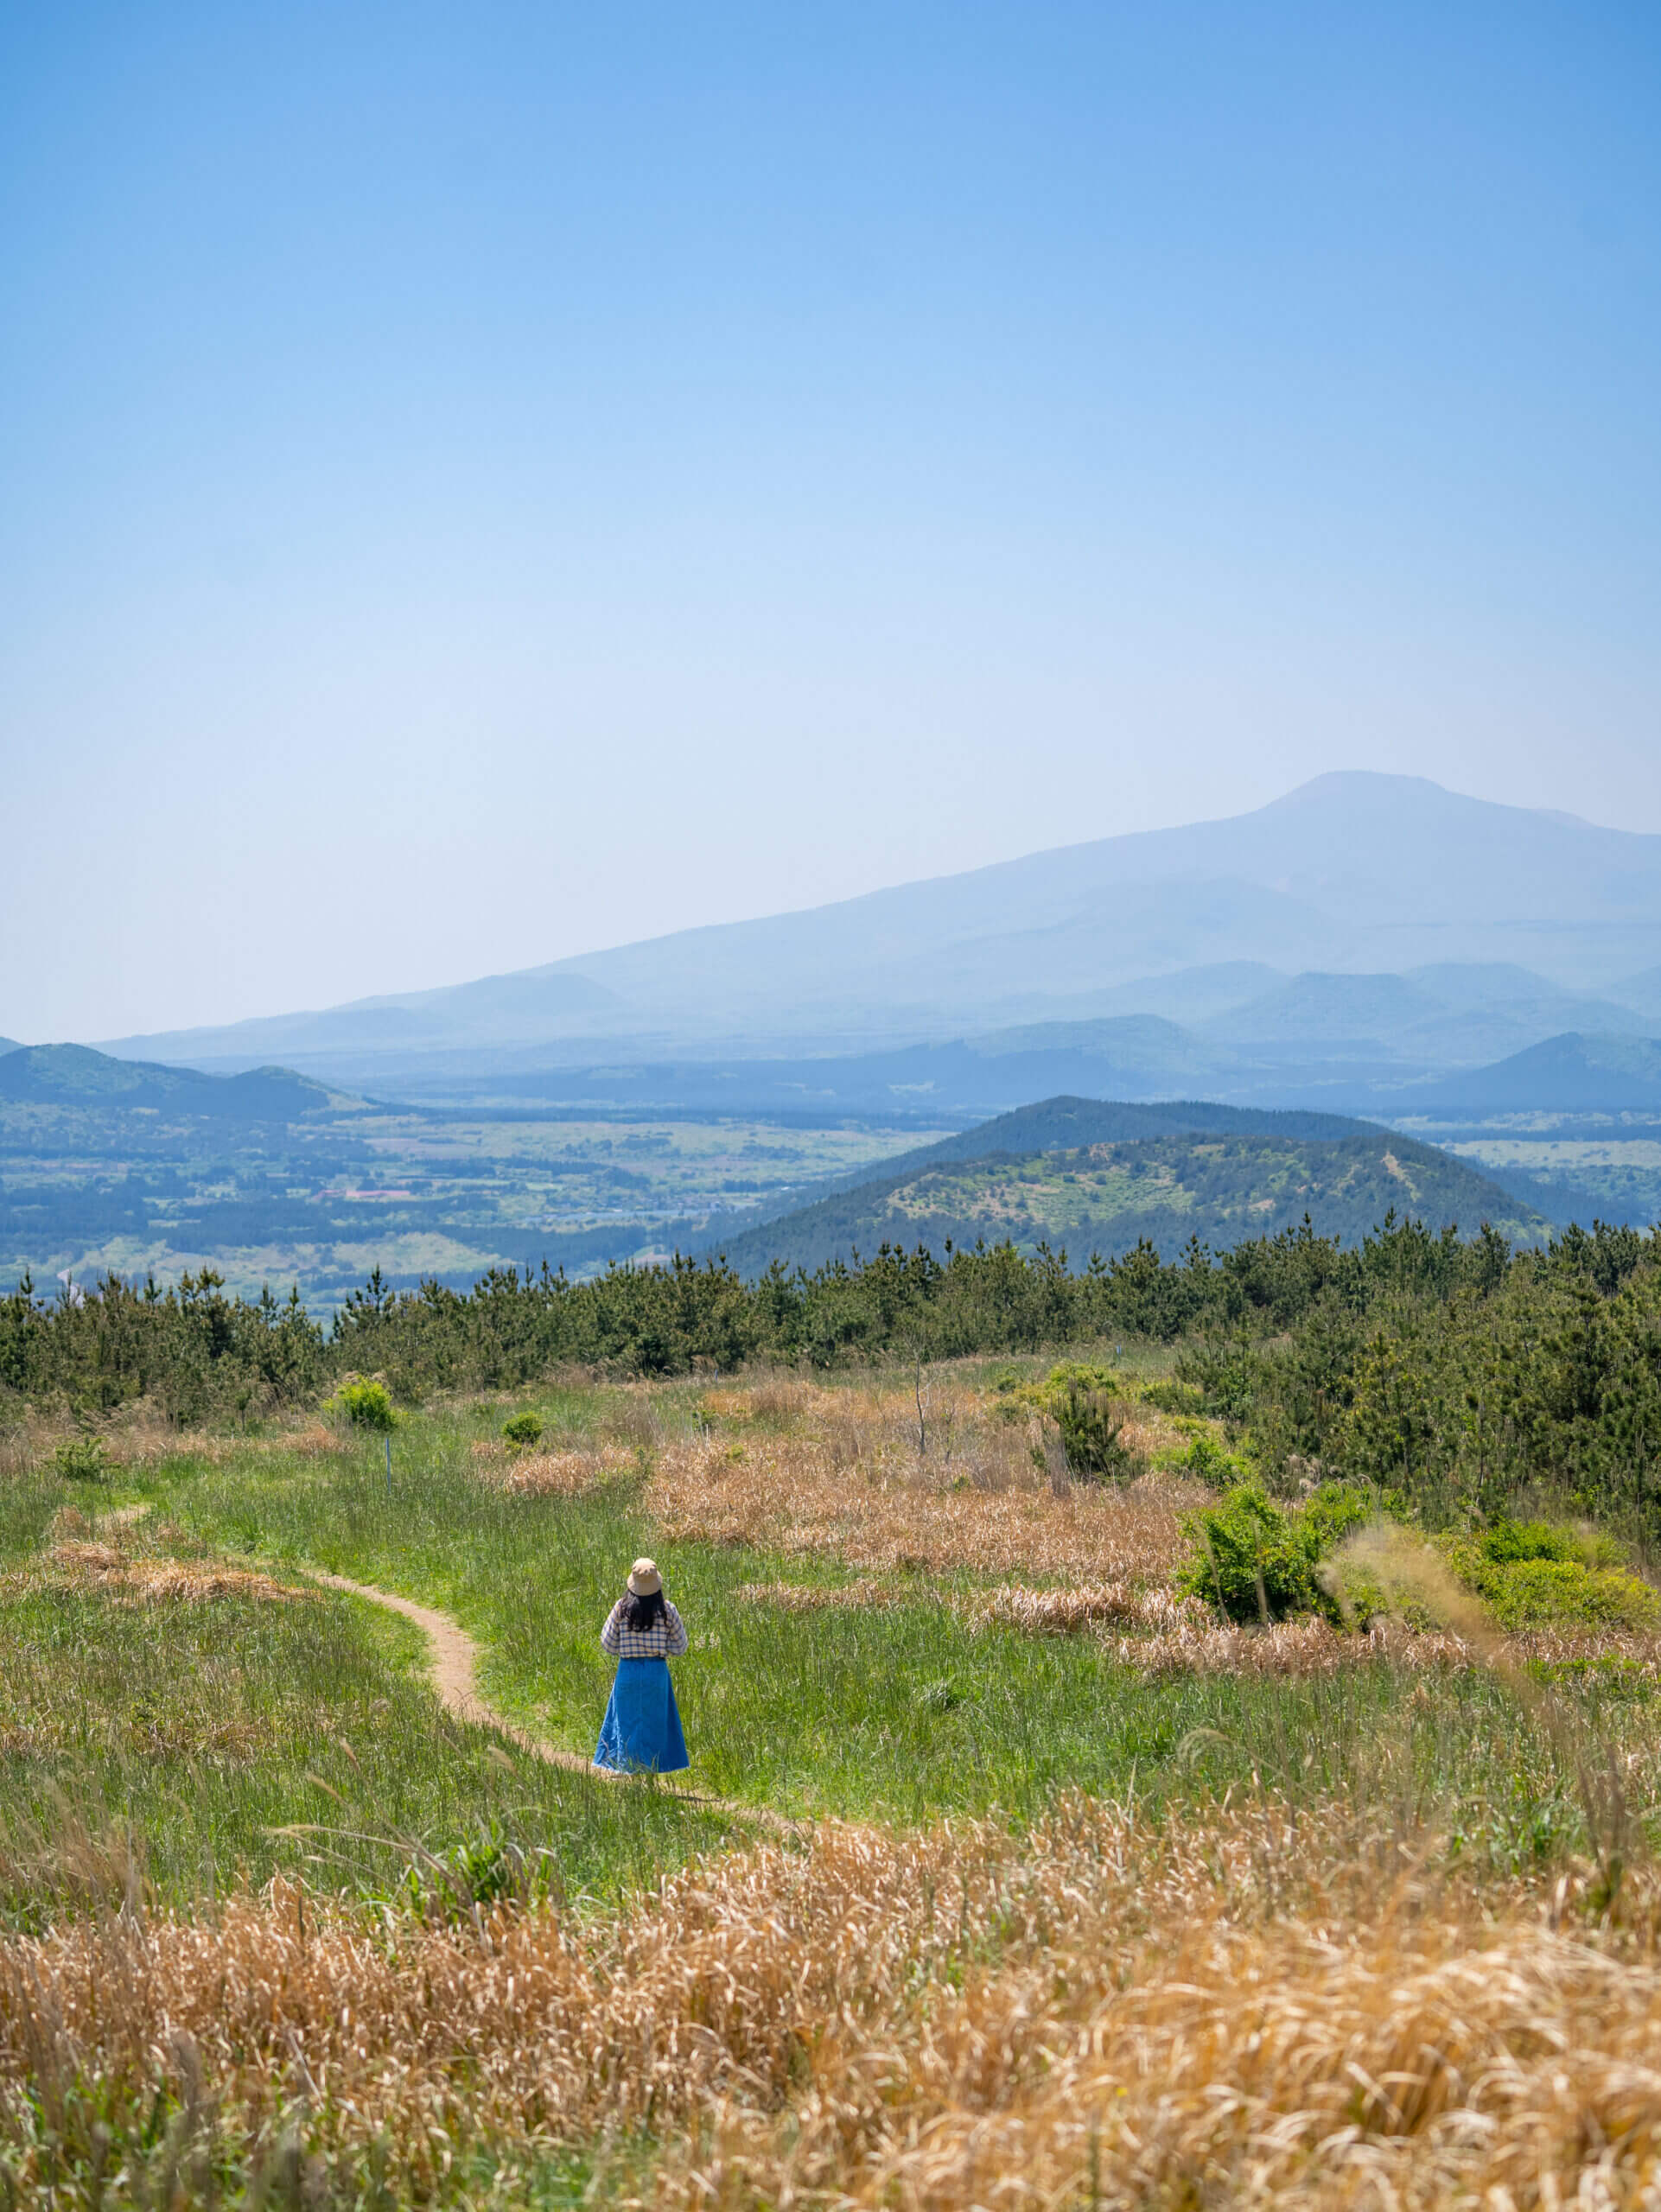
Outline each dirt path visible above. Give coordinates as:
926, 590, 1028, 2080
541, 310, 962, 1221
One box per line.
314, 1571, 797, 1834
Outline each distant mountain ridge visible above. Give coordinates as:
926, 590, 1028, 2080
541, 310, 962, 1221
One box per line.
93, 774, 1661, 1077
1415, 1033, 1661, 1116
0, 1044, 337, 1120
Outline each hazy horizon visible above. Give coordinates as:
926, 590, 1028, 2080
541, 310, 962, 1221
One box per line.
5, 7, 1660, 1041
60, 772, 1661, 1078
91, 766, 1641, 1046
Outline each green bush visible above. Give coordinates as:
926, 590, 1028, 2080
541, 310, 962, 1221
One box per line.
1484, 1559, 1660, 1631
1039, 1359, 1119, 1397
1469, 1519, 1580, 1566
1176, 1428, 1251, 1485
53, 1433, 109, 1482
501, 1410, 544, 1452
330, 1378, 396, 1433
1435, 1522, 1660, 1631
1179, 1481, 1372, 1624
1055, 1381, 1136, 1481
1140, 1377, 1205, 1415
1017, 1362, 1138, 1482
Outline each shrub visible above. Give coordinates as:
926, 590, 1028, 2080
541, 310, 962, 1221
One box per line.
53, 1434, 109, 1483
1176, 1429, 1251, 1485
501, 1411, 544, 1453
1055, 1382, 1137, 1482
330, 1378, 396, 1432
1141, 1377, 1205, 1415
1018, 1363, 1139, 1482
1436, 1522, 1661, 1632
1482, 1560, 1661, 1631
1040, 1360, 1119, 1396
1179, 1482, 1373, 1624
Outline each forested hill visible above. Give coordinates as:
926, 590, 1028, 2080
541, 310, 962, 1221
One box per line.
704, 1095, 1384, 1268
890, 1095, 1378, 1166
0, 1044, 335, 1118
709, 1116, 1548, 1274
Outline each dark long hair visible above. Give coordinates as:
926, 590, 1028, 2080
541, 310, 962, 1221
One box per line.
623, 1586, 666, 1632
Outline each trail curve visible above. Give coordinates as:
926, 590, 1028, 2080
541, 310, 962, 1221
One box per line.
313, 1571, 796, 1833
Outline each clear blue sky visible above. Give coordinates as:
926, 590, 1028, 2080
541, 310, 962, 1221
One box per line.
3, 3, 1658, 1040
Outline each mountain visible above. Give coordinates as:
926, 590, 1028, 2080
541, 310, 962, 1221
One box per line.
98, 774, 1661, 1078
324, 972, 1661, 1122
0, 1039, 22, 1058
1613, 967, 1661, 1020
0, 1045, 338, 1119
1198, 969, 1654, 1071
1413, 1033, 1661, 1118
1204, 970, 1448, 1045
707, 1099, 1547, 1274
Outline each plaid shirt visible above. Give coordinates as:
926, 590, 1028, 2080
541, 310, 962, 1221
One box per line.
601, 1597, 689, 1660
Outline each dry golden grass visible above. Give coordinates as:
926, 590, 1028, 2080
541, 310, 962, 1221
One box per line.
6, 1795, 1661, 2206
41, 1538, 315, 1606
965, 1580, 1207, 1636
1107, 1612, 1661, 1681
2, 1409, 352, 1478
650, 1430, 1197, 1582
280, 1421, 349, 1459
698, 1384, 760, 1421
0, 1509, 315, 1608
470, 1440, 638, 1497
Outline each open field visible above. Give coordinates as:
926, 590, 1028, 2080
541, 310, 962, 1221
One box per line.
0, 1092, 944, 1308
7, 1360, 1661, 2203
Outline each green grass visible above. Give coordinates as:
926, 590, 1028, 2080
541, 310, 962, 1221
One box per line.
14, 1392, 1651, 1888
0, 1462, 735, 1928
7, 1382, 1661, 2208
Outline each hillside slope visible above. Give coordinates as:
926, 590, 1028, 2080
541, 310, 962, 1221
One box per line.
0, 1045, 335, 1119
1415, 1033, 1661, 1116
708, 1100, 1545, 1273
714, 1136, 1546, 1273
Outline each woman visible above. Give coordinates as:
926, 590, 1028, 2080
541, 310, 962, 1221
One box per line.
593, 1557, 690, 1774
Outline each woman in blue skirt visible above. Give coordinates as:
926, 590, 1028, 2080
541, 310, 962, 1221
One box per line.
593, 1557, 690, 1774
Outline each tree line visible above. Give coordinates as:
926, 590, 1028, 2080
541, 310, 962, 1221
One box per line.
4, 1214, 1661, 1532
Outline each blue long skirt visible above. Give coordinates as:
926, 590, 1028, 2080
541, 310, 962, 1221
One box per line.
594, 1657, 689, 1774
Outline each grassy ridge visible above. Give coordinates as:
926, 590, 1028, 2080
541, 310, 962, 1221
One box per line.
7, 1365, 1661, 2205
5, 1381, 1653, 1904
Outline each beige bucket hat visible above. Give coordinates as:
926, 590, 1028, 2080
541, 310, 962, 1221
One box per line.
627, 1557, 663, 1597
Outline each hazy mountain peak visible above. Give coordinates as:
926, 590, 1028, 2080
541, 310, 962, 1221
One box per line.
92, 774, 1661, 1079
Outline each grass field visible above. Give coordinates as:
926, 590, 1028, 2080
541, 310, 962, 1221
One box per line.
7, 1362, 1661, 2203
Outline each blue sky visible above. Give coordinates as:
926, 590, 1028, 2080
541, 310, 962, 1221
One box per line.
3, 3, 1658, 1039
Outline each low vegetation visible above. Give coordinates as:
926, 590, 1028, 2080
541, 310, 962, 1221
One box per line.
8, 1257, 1661, 2201
10, 1211, 1661, 1549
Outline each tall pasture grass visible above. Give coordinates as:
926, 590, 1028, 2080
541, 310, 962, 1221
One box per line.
6, 1793, 1661, 2207
7, 1366, 1661, 2198
14, 1394, 1645, 1850
649, 1424, 1199, 1580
